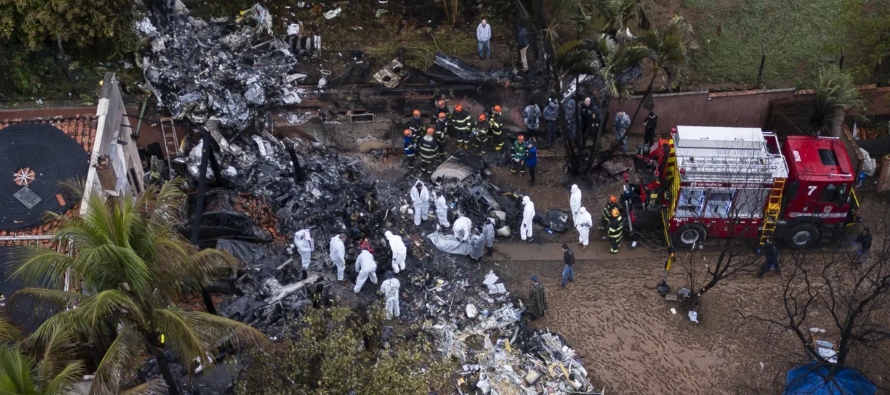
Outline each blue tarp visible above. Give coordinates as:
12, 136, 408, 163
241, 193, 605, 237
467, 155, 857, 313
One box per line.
784, 363, 876, 395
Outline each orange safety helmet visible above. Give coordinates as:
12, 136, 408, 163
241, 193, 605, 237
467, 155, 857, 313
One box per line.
517, 135, 525, 141
454, 104, 463, 112
609, 195, 617, 203
404, 129, 411, 136
493, 105, 502, 113
478, 114, 486, 122
412, 109, 420, 116
426, 127, 435, 135
438, 112, 447, 119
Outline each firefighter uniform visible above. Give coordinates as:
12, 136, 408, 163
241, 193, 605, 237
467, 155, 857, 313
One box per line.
608, 208, 624, 254
452, 105, 472, 150
511, 137, 528, 176
418, 129, 439, 174
600, 198, 620, 230
407, 111, 424, 142
433, 100, 450, 124
489, 106, 505, 152
402, 130, 416, 170
434, 113, 449, 157
472, 114, 490, 154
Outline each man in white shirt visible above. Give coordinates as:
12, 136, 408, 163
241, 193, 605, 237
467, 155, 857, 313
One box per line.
476, 19, 491, 60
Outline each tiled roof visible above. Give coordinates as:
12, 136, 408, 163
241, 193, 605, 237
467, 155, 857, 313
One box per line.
0, 114, 97, 245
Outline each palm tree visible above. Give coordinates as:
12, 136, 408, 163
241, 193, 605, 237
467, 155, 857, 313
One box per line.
0, 346, 82, 395
597, 0, 650, 38
629, 16, 691, 130
9, 180, 268, 395
786, 66, 865, 136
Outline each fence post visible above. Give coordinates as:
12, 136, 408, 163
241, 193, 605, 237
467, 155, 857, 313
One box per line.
755, 44, 766, 89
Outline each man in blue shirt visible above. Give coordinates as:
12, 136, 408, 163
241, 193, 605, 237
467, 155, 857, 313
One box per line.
525, 139, 538, 186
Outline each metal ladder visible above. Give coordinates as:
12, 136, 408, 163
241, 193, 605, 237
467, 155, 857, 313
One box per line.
759, 178, 786, 245
159, 117, 180, 176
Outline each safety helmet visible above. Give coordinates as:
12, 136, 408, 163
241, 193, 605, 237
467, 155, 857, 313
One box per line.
518, 135, 525, 141
404, 129, 411, 136
611, 208, 620, 217
478, 114, 486, 122
426, 127, 435, 135
454, 104, 463, 112
609, 195, 617, 203
493, 105, 502, 112
412, 109, 420, 116
438, 112, 446, 119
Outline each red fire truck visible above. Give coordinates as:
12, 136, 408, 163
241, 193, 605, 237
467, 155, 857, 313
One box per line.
625, 126, 860, 249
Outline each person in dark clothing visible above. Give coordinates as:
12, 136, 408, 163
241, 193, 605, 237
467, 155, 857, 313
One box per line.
607, 208, 623, 254
643, 111, 658, 147
854, 227, 872, 264
525, 140, 538, 186
527, 275, 547, 319
580, 97, 593, 138
560, 244, 575, 289
418, 128, 439, 175
563, 99, 577, 142
543, 99, 560, 147
756, 238, 780, 277
517, 28, 529, 72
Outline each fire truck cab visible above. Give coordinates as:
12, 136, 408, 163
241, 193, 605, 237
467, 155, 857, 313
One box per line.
627, 126, 858, 249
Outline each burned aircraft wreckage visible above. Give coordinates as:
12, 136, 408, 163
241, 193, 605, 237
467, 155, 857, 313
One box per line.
134, 3, 602, 394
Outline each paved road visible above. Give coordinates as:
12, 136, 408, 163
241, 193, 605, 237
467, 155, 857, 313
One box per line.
485, 239, 662, 262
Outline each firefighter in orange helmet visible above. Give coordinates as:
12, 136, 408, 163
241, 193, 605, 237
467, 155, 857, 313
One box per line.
511, 135, 528, 176
488, 105, 505, 152
452, 104, 472, 150
608, 208, 624, 254
600, 195, 620, 230
434, 111, 449, 158
402, 129, 416, 170
472, 113, 491, 154
407, 109, 424, 142
418, 128, 439, 175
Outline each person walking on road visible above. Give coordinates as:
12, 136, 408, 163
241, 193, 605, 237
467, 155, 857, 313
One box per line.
543, 99, 560, 147
854, 227, 872, 264
516, 27, 529, 72
643, 111, 658, 147
380, 271, 400, 320
756, 238, 780, 277
384, 231, 407, 274
410, 180, 430, 226
613, 110, 631, 153
477, 19, 492, 59
560, 244, 575, 289
353, 246, 378, 293
525, 140, 538, 187
527, 275, 547, 319
521, 195, 536, 242
329, 233, 347, 281
569, 184, 582, 224
575, 207, 592, 250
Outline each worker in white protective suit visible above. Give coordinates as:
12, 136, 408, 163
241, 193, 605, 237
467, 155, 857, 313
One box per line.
468, 229, 485, 261
329, 233, 347, 281
353, 247, 378, 293
453, 215, 472, 242
380, 271, 401, 319
293, 229, 315, 269
521, 196, 535, 242
575, 207, 593, 250
482, 218, 495, 256
409, 181, 430, 226
435, 193, 450, 227
385, 231, 407, 273
570, 184, 582, 224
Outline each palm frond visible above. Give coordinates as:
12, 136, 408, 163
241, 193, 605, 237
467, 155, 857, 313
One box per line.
0, 318, 20, 344
23, 311, 82, 353
79, 290, 144, 329
0, 346, 36, 394
119, 379, 167, 395
35, 326, 81, 382
93, 327, 145, 395
40, 360, 84, 395
8, 247, 75, 289
9, 288, 81, 313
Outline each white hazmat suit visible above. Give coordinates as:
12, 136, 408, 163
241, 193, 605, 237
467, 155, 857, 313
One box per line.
576, 207, 593, 246
435, 194, 450, 227
293, 229, 315, 269
329, 235, 346, 281
380, 276, 401, 319
521, 196, 535, 241
570, 184, 582, 224
353, 250, 378, 293
410, 181, 430, 226
453, 216, 472, 241
385, 231, 407, 273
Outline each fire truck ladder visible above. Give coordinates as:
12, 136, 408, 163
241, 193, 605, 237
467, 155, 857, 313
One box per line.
759, 178, 786, 245
159, 117, 180, 177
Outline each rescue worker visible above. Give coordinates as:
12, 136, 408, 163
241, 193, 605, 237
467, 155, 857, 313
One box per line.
472, 113, 490, 154
435, 192, 450, 228
526, 275, 547, 319
452, 104, 472, 150
402, 129, 416, 170
489, 105, 505, 152
511, 135, 528, 176
384, 231, 407, 273
756, 238, 780, 278
608, 208, 624, 254
453, 215, 472, 242
293, 229, 314, 270
560, 244, 575, 289
521, 195, 535, 242
482, 218, 495, 256
434, 112, 449, 157
468, 229, 485, 261
543, 99, 559, 147
643, 111, 658, 147
432, 98, 450, 124
380, 271, 401, 319
409, 180, 430, 226
580, 97, 594, 137
599, 195, 620, 230
418, 128, 438, 175
563, 98, 577, 142
575, 207, 592, 250
407, 109, 424, 140
569, 184, 582, 224
353, 246, 378, 293
329, 233, 347, 281
522, 100, 541, 136
525, 140, 537, 186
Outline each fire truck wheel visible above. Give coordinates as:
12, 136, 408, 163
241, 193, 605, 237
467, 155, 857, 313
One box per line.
672, 224, 707, 249
784, 223, 820, 249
